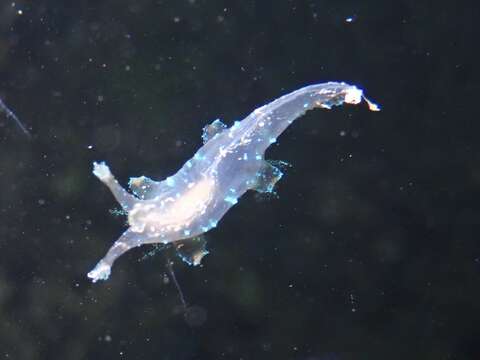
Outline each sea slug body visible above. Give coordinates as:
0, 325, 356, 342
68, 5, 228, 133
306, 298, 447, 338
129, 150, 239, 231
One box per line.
88, 82, 379, 282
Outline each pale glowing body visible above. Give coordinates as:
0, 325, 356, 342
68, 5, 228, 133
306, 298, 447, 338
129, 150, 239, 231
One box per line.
88, 82, 379, 282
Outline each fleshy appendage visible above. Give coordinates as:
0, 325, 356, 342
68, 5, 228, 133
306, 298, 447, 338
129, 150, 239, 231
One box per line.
93, 161, 113, 181
87, 260, 112, 283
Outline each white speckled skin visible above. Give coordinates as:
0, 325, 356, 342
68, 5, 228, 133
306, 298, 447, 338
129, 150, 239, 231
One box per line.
88, 82, 377, 282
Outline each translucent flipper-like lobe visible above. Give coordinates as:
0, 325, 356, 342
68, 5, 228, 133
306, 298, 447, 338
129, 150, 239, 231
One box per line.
175, 236, 209, 266
202, 119, 227, 144
252, 160, 286, 193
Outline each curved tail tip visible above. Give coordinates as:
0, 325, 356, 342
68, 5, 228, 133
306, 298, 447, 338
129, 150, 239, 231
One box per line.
363, 95, 381, 111
345, 86, 381, 112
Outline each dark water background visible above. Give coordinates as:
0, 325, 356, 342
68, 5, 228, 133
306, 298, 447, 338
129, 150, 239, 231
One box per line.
0, 0, 478, 359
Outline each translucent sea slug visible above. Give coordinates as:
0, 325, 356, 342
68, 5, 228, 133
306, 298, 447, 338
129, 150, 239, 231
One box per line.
88, 82, 379, 282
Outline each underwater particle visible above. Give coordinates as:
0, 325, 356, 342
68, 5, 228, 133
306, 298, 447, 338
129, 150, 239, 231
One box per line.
87, 82, 379, 282
345, 15, 356, 23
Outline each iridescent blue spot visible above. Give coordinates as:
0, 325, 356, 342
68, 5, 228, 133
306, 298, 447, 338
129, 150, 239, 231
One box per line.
186, 160, 192, 168
184, 229, 191, 236
224, 196, 238, 205
166, 177, 175, 186
303, 103, 309, 108
243, 153, 248, 160
269, 137, 276, 144
255, 155, 262, 160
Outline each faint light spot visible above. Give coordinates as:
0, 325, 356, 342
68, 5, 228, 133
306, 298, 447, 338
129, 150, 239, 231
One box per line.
38, 199, 46, 205
87, 145, 93, 149
17, 9, 23, 15
184, 305, 207, 327
173, 16, 180, 23
125, 65, 131, 71
104, 335, 112, 342
339, 130, 346, 136
345, 15, 356, 23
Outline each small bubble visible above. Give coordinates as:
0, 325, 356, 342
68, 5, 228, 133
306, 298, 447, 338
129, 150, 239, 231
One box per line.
184, 305, 207, 327
162, 273, 170, 285
340, 130, 346, 136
